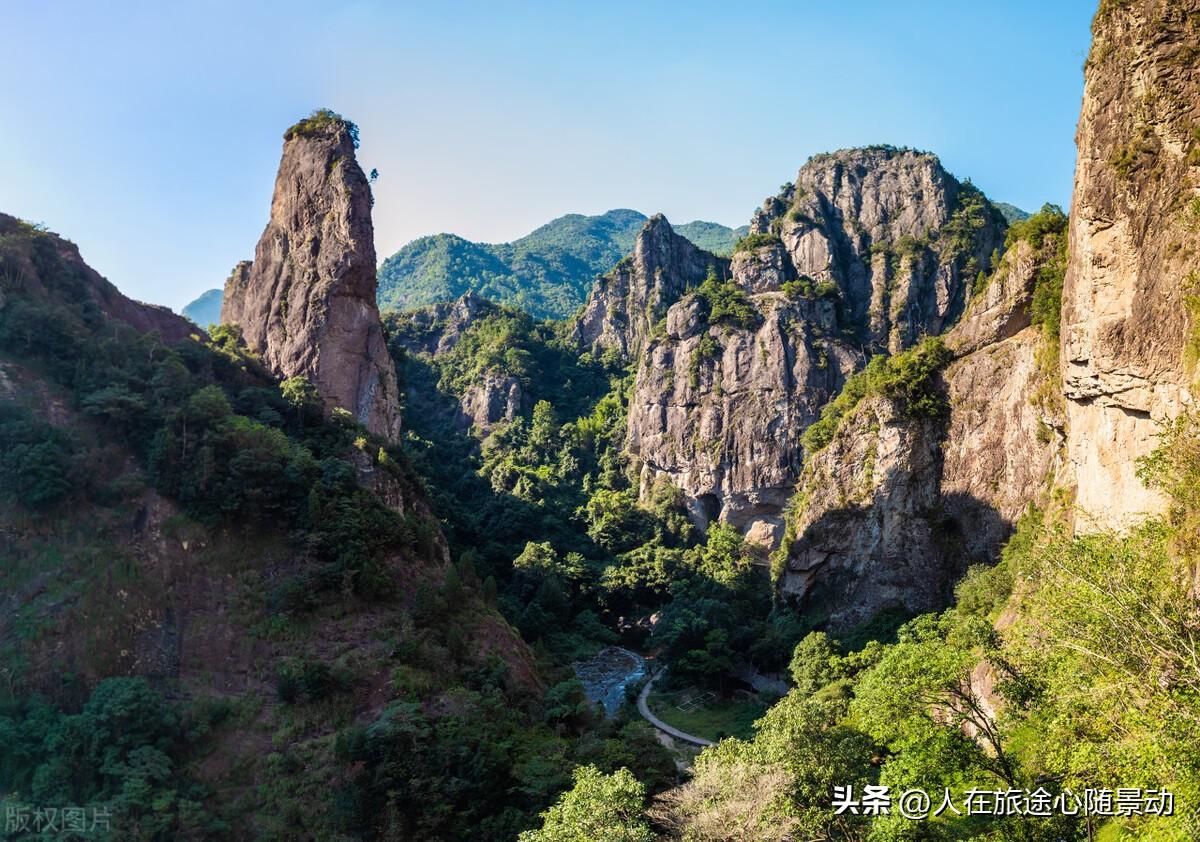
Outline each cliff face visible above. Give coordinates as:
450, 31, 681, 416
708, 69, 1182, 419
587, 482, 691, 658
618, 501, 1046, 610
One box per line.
574, 215, 727, 359
1060, 0, 1200, 532
221, 113, 401, 439
626, 290, 859, 548
751, 147, 1007, 353
0, 213, 195, 343
623, 149, 1006, 550
778, 239, 1065, 629
778, 394, 948, 629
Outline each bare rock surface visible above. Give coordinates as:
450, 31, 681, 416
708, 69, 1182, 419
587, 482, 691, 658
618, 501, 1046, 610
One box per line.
222, 113, 401, 439
1060, 1, 1200, 531
574, 215, 727, 360
623, 148, 1006, 549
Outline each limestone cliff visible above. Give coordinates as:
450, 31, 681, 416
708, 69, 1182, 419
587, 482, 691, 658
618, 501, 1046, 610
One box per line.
623, 149, 1007, 550
0, 213, 195, 343
221, 111, 401, 439
777, 238, 1065, 629
750, 147, 1007, 352
1060, 0, 1200, 532
574, 215, 727, 359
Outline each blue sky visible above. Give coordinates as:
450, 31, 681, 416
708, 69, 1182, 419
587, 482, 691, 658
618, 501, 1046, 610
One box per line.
0, 1, 1095, 311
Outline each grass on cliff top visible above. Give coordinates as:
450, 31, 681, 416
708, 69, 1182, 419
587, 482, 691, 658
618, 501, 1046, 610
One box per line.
284, 108, 360, 147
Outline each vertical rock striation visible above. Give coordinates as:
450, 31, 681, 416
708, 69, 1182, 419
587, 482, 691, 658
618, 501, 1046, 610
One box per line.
574, 215, 727, 360
777, 235, 1065, 629
623, 148, 1007, 549
1060, 0, 1200, 532
222, 111, 401, 439
751, 147, 1007, 353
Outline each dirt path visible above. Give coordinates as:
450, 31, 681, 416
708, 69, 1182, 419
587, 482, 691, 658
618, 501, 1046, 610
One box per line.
636, 672, 714, 747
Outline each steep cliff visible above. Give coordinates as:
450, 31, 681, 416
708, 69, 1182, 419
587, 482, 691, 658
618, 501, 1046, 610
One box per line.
222, 111, 401, 439
750, 147, 1007, 352
626, 288, 860, 549
574, 215, 727, 359
1060, 0, 1200, 532
776, 231, 1066, 628
624, 149, 1007, 550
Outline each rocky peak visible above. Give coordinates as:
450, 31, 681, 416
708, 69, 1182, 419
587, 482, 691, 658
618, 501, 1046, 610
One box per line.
750, 146, 1007, 353
1060, 0, 1200, 532
574, 214, 727, 359
221, 111, 401, 439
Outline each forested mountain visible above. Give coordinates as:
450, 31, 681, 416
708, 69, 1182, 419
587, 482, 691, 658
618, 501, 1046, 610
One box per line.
376, 210, 747, 319
182, 212, 746, 325
5, 3, 1200, 840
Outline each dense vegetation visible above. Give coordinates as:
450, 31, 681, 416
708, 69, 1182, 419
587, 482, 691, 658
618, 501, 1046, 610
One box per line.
376, 210, 743, 319
384, 301, 810, 690
633, 409, 1200, 840
0, 223, 684, 840
1005, 203, 1069, 340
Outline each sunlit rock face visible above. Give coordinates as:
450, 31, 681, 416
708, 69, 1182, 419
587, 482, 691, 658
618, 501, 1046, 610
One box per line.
222, 114, 400, 439
1058, 0, 1199, 532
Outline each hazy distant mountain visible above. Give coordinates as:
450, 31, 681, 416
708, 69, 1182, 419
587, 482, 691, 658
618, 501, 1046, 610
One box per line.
992, 201, 1030, 224
180, 288, 223, 328
376, 209, 746, 320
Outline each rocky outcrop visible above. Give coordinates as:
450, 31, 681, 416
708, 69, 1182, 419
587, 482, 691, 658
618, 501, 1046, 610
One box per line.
385, 292, 527, 436
221, 112, 401, 440
1059, 0, 1200, 532
627, 290, 860, 548
623, 149, 1007, 549
0, 213, 195, 343
458, 373, 526, 434
777, 395, 948, 629
392, 291, 492, 357
946, 238, 1039, 356
778, 235, 1065, 629
574, 215, 726, 359
751, 147, 1007, 352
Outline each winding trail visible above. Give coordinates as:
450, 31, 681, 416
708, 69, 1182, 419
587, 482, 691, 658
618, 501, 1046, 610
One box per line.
636, 672, 714, 747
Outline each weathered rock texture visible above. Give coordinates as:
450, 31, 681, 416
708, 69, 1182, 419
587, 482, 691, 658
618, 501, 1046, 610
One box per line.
384, 292, 527, 435
574, 215, 727, 359
0, 213, 195, 343
627, 291, 860, 549
458, 373, 526, 434
222, 115, 401, 439
751, 147, 1007, 353
1060, 0, 1200, 532
778, 239, 1065, 629
624, 149, 1007, 550
778, 395, 948, 629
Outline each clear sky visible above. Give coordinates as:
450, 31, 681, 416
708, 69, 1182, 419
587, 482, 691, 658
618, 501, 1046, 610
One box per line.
0, 0, 1096, 311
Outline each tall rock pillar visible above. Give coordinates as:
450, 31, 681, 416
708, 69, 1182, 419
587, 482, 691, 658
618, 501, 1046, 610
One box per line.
222, 110, 401, 439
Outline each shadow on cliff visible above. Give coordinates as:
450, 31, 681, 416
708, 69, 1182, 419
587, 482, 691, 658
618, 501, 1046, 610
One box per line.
784, 490, 1014, 640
